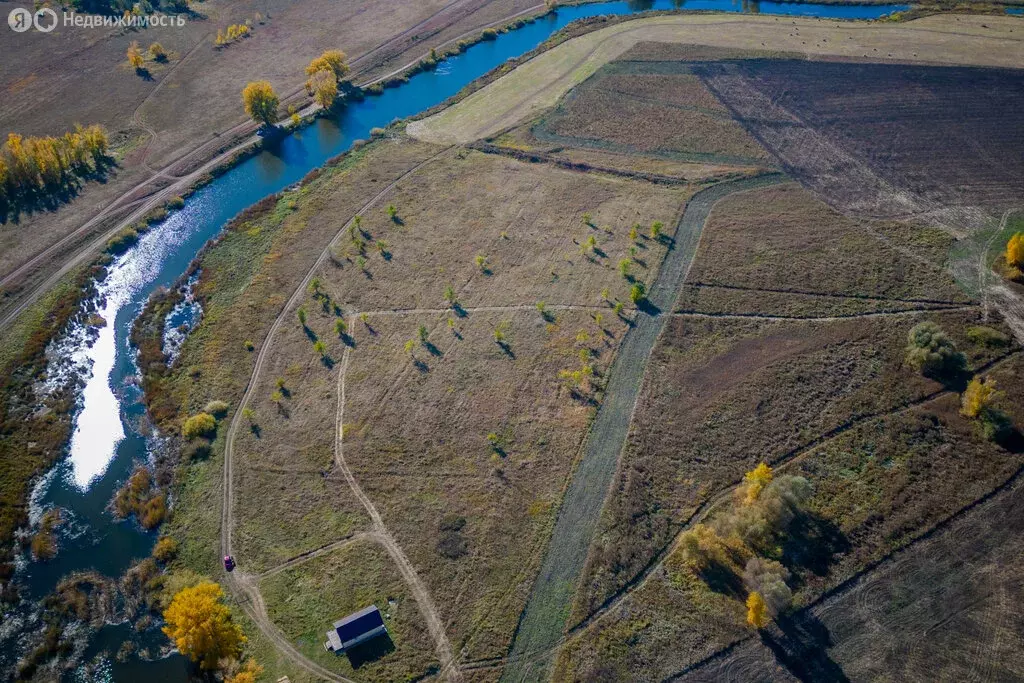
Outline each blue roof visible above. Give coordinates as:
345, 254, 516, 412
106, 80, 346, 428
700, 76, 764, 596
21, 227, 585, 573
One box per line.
333, 605, 385, 643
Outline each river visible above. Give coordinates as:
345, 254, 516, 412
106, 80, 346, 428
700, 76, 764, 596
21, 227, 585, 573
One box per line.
2, 0, 909, 679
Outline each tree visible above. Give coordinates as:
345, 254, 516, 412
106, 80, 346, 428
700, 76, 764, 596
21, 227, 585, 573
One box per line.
297, 307, 307, 326
149, 42, 167, 62
418, 325, 429, 344
306, 49, 349, 80
742, 463, 773, 505
313, 340, 326, 356
226, 659, 264, 683
743, 557, 792, 615
581, 212, 592, 226
618, 259, 631, 278
387, 204, 398, 220
905, 321, 965, 378
746, 591, 769, 629
475, 254, 488, 272
444, 285, 457, 306
162, 582, 245, 670
308, 69, 338, 109
1006, 232, 1024, 268
629, 224, 639, 241
961, 376, 997, 419
182, 413, 216, 439
127, 41, 145, 69
334, 319, 347, 336
242, 81, 279, 126
629, 282, 646, 304
650, 221, 664, 240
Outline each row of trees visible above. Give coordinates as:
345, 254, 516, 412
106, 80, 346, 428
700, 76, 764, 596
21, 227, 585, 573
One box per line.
0, 126, 110, 217
241, 50, 350, 126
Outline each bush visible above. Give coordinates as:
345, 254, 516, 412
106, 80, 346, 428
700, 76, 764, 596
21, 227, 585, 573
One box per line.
481, 27, 498, 40
140, 495, 167, 529
204, 400, 229, 417
966, 325, 1009, 348
905, 321, 966, 378
153, 537, 178, 563
182, 413, 216, 439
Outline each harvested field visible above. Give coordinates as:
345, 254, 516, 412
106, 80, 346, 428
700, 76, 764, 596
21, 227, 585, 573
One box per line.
409, 14, 1024, 145
697, 59, 1024, 218
686, 183, 970, 305
533, 62, 772, 167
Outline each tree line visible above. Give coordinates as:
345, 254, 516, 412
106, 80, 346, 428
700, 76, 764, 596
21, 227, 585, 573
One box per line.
0, 125, 110, 220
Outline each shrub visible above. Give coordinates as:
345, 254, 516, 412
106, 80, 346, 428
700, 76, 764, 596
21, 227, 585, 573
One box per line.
182, 413, 216, 439
905, 321, 966, 378
140, 495, 167, 529
204, 400, 229, 417
182, 438, 211, 462
148, 42, 167, 62
481, 27, 498, 40
746, 592, 769, 628
966, 325, 1009, 348
153, 537, 178, 563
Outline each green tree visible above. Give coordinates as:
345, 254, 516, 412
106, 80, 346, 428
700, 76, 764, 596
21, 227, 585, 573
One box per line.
905, 321, 965, 378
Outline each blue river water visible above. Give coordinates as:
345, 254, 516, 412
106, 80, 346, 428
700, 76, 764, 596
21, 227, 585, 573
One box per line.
5, 0, 909, 679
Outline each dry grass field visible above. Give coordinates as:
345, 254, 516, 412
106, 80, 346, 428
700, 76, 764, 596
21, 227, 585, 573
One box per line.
152, 138, 690, 678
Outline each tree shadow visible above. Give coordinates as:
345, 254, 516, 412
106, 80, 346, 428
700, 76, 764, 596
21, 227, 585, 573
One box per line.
782, 512, 850, 579
249, 424, 261, 438
321, 355, 335, 369
302, 326, 317, 342
452, 303, 468, 318
496, 341, 515, 359
635, 299, 661, 316
413, 358, 429, 373
423, 342, 443, 357
135, 67, 153, 81
761, 612, 850, 683
346, 633, 396, 669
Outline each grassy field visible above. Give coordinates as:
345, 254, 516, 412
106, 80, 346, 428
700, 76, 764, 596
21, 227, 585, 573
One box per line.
150, 140, 689, 677
409, 13, 1024, 144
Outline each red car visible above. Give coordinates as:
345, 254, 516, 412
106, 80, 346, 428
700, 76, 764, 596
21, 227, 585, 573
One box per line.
223, 555, 235, 572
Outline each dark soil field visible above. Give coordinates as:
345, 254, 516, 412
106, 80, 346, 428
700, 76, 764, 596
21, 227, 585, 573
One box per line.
696, 60, 1024, 220
533, 61, 774, 167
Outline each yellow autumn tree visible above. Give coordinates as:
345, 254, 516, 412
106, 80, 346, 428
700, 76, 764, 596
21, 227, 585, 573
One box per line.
742, 462, 773, 505
127, 41, 145, 69
225, 659, 263, 683
306, 49, 349, 79
162, 582, 244, 669
242, 81, 279, 126
1005, 232, 1024, 274
961, 376, 999, 419
746, 591, 769, 629
308, 69, 338, 109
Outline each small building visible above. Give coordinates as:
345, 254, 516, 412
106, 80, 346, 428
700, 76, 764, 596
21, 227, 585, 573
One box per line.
324, 605, 388, 653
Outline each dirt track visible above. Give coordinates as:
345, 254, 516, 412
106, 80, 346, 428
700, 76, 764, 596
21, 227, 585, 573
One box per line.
500, 173, 786, 681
